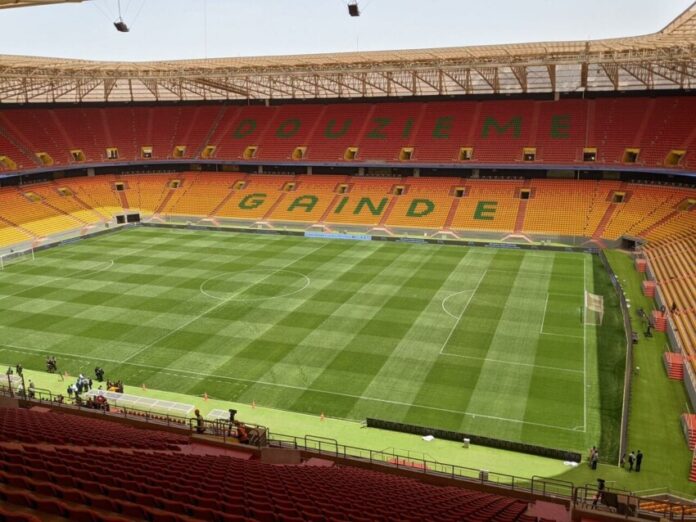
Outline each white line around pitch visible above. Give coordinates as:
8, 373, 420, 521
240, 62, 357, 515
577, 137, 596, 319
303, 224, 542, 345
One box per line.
539, 293, 550, 335
439, 269, 488, 355
438, 352, 583, 374
583, 255, 588, 433
0, 341, 583, 433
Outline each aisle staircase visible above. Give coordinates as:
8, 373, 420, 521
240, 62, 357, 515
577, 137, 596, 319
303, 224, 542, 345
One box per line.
117, 191, 129, 210
642, 280, 656, 298
443, 198, 460, 230
635, 257, 647, 273
681, 414, 696, 449
652, 310, 668, 332
664, 352, 684, 380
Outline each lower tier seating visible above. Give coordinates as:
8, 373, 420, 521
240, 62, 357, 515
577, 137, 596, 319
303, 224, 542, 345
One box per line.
644, 236, 696, 354
0, 407, 189, 450
0, 438, 535, 522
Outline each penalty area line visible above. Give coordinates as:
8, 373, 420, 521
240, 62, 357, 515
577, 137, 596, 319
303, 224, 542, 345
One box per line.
439, 269, 488, 355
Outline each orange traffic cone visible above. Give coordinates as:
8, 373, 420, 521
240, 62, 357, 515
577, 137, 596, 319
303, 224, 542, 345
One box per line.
203, 392, 208, 402
320, 412, 325, 422
252, 400, 256, 409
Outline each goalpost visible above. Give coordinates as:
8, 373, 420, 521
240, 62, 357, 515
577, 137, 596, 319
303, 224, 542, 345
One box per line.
583, 290, 604, 326
0, 247, 35, 271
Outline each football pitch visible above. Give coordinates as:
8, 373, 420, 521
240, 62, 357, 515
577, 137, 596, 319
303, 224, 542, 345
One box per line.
0, 227, 626, 454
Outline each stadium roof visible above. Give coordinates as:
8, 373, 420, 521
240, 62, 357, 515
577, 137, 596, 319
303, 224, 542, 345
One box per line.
0, 1, 695, 103
0, 0, 84, 8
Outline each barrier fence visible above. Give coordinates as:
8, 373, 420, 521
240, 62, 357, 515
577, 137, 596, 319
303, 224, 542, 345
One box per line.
598, 249, 634, 466
1, 378, 694, 519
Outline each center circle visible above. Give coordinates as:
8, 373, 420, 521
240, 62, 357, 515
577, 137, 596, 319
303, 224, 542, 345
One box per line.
200, 268, 310, 302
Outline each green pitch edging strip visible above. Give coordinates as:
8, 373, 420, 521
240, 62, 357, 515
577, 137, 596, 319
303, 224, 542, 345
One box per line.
548, 250, 696, 497
2, 364, 569, 480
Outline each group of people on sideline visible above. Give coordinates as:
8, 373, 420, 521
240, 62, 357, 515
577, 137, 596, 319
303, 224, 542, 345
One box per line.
622, 450, 644, 472
589, 446, 645, 472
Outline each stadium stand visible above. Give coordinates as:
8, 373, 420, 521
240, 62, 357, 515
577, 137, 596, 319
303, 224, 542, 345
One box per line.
215, 174, 291, 221
268, 174, 350, 224
0, 174, 693, 242
0, 187, 83, 238
0, 407, 188, 449
324, 177, 396, 227
644, 236, 696, 353
0, 441, 537, 522
385, 176, 454, 229
449, 180, 522, 233
0, 398, 570, 522
1, 97, 696, 172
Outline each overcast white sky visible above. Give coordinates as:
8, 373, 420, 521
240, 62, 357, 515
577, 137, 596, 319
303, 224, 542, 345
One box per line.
0, 0, 692, 62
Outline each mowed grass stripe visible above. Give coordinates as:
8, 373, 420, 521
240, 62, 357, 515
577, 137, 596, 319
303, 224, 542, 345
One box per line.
402, 251, 522, 431
0, 228, 616, 452
0, 232, 310, 363
242, 243, 451, 415
198, 241, 399, 402
461, 253, 556, 441
344, 248, 495, 424
518, 254, 587, 447
105, 238, 347, 379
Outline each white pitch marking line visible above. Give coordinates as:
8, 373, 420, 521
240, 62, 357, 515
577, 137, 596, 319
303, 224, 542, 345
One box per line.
120, 242, 329, 366
441, 290, 473, 320
539, 332, 584, 340
200, 269, 311, 302
439, 269, 488, 355
0, 341, 582, 433
583, 255, 588, 433
439, 352, 583, 374
486, 268, 585, 279
539, 293, 550, 335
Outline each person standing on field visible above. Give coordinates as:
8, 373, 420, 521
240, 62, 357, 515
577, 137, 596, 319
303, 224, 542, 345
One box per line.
635, 450, 643, 472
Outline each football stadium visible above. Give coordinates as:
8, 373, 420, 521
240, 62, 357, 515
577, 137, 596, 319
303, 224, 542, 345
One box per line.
0, 0, 695, 520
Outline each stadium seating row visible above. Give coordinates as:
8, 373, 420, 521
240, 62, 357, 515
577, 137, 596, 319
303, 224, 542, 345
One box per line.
644, 236, 696, 354
0, 97, 695, 172
0, 406, 540, 522
0, 407, 189, 450
0, 175, 694, 248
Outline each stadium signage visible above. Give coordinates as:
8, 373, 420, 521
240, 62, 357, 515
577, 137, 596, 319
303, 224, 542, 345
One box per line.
304, 231, 371, 241
231, 114, 572, 141
238, 194, 500, 221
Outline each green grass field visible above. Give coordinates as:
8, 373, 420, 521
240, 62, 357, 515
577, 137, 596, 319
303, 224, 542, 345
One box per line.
0, 227, 626, 455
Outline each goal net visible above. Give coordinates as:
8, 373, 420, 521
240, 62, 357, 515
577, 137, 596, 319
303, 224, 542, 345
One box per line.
583, 291, 604, 326
0, 247, 35, 271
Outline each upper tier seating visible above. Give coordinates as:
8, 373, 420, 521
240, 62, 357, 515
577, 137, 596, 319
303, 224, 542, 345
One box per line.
0, 407, 189, 449
1, 97, 696, 172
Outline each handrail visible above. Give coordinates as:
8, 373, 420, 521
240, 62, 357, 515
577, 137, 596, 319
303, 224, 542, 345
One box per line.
574, 485, 689, 521
267, 432, 573, 498
2, 383, 694, 519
